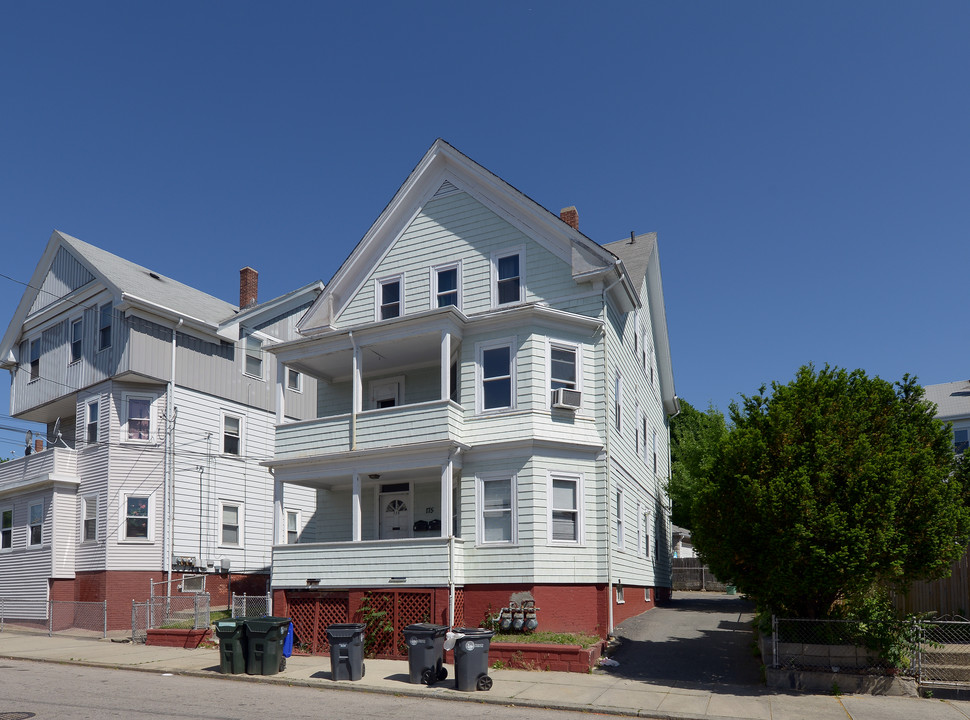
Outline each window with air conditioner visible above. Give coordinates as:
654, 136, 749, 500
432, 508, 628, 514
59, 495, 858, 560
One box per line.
549, 341, 581, 410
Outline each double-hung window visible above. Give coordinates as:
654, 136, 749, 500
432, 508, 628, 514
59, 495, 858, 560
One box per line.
98, 304, 112, 351
644, 510, 652, 558
616, 489, 625, 550
244, 335, 263, 378
221, 502, 242, 546
478, 474, 516, 545
954, 427, 969, 455
223, 414, 241, 456
82, 494, 98, 542
652, 429, 659, 474
286, 367, 302, 392
29, 339, 40, 382
378, 276, 402, 320
124, 495, 150, 540
434, 264, 460, 309
478, 340, 514, 412
28, 503, 43, 546
549, 474, 583, 544
286, 510, 300, 544
614, 372, 623, 433
1, 509, 11, 550
125, 395, 152, 441
86, 400, 100, 444
70, 318, 83, 363
493, 251, 522, 306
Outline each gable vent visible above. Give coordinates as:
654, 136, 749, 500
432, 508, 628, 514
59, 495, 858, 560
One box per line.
433, 180, 461, 199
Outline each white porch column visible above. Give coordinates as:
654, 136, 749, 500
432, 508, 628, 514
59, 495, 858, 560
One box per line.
440, 458, 453, 538
352, 472, 362, 542
273, 478, 284, 545
440, 330, 451, 401
353, 345, 363, 413
275, 358, 286, 425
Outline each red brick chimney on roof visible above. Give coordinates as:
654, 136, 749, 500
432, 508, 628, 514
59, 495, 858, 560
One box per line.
560, 206, 579, 230
240, 267, 258, 309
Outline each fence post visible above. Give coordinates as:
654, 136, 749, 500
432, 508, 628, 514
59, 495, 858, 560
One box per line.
772, 615, 778, 668
267, 591, 272, 617
103, 600, 107, 639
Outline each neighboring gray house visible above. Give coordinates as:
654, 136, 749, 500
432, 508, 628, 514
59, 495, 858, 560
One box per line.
0, 232, 320, 628
925, 379, 970, 456
266, 140, 679, 643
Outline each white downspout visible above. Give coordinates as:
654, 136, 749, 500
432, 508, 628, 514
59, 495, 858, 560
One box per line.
164, 318, 183, 597
600, 270, 626, 634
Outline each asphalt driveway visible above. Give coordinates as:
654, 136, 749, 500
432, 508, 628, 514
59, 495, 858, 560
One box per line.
609, 590, 763, 687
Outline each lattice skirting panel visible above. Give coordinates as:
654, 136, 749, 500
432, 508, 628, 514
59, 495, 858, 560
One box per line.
286, 592, 350, 654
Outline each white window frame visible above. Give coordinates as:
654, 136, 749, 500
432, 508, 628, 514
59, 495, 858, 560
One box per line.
375, 273, 404, 321
476, 338, 516, 414
476, 472, 517, 546
634, 403, 641, 455
122, 393, 155, 443
81, 493, 98, 543
98, 303, 112, 352
121, 493, 154, 542
491, 248, 524, 307
285, 509, 301, 544
70, 318, 83, 364
652, 429, 659, 475
614, 372, 623, 433
637, 501, 644, 556
642, 415, 649, 463
547, 339, 582, 407
1, 507, 12, 551
243, 334, 264, 380
29, 338, 40, 383
286, 367, 303, 393
616, 487, 625, 551
547, 472, 584, 545
86, 399, 100, 445
644, 509, 652, 559
27, 502, 43, 547
432, 261, 462, 310
220, 500, 243, 547
222, 412, 243, 457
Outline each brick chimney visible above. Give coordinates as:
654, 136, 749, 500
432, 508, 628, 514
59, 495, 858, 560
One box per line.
560, 206, 579, 230
239, 267, 258, 308
34, 439, 44, 453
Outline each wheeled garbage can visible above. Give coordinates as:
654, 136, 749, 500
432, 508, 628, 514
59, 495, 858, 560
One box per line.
451, 627, 495, 691
403, 623, 449, 685
325, 623, 366, 681
244, 617, 291, 676
213, 617, 247, 674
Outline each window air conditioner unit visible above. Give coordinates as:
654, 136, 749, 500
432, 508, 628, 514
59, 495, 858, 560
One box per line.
552, 388, 582, 410
179, 575, 206, 593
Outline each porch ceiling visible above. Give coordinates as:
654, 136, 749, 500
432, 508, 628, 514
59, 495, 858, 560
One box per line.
287, 330, 446, 382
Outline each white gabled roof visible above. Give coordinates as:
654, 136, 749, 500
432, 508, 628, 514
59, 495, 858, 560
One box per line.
298, 139, 634, 335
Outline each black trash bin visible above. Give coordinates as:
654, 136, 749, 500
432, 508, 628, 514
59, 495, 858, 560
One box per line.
451, 627, 495, 691
213, 617, 247, 674
244, 617, 291, 676
325, 623, 366, 681
403, 623, 449, 685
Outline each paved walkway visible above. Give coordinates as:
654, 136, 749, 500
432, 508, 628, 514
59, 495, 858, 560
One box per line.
3, 596, 970, 720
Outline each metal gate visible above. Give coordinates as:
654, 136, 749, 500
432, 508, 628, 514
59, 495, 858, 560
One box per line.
131, 593, 211, 643
918, 616, 970, 688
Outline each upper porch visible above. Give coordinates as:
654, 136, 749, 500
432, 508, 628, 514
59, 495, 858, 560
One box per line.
0, 446, 79, 499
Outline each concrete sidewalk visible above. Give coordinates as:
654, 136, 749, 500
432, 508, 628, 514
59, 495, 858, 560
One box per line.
2, 629, 970, 720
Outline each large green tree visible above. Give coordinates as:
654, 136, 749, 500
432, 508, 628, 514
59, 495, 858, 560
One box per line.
691, 365, 970, 618
668, 399, 727, 528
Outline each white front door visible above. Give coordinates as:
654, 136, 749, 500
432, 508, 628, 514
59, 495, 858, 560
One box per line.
380, 492, 410, 539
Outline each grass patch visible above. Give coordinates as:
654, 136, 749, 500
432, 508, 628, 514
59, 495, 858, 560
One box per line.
492, 631, 601, 648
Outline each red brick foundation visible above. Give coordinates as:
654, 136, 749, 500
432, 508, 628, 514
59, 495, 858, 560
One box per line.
445, 640, 605, 673
145, 628, 211, 648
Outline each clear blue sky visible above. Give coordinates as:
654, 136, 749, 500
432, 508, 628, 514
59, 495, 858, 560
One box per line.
1, 1, 968, 456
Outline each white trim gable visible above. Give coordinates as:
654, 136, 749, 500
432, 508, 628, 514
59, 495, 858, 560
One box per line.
296, 140, 621, 336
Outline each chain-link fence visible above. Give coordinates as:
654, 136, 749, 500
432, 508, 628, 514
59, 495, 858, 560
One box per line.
131, 593, 210, 643
232, 593, 272, 618
770, 616, 914, 676
671, 559, 727, 592
49, 600, 107, 638
0, 597, 5, 632
917, 616, 970, 687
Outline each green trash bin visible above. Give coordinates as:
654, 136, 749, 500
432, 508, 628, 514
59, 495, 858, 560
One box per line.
244, 617, 291, 676
213, 617, 247, 674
